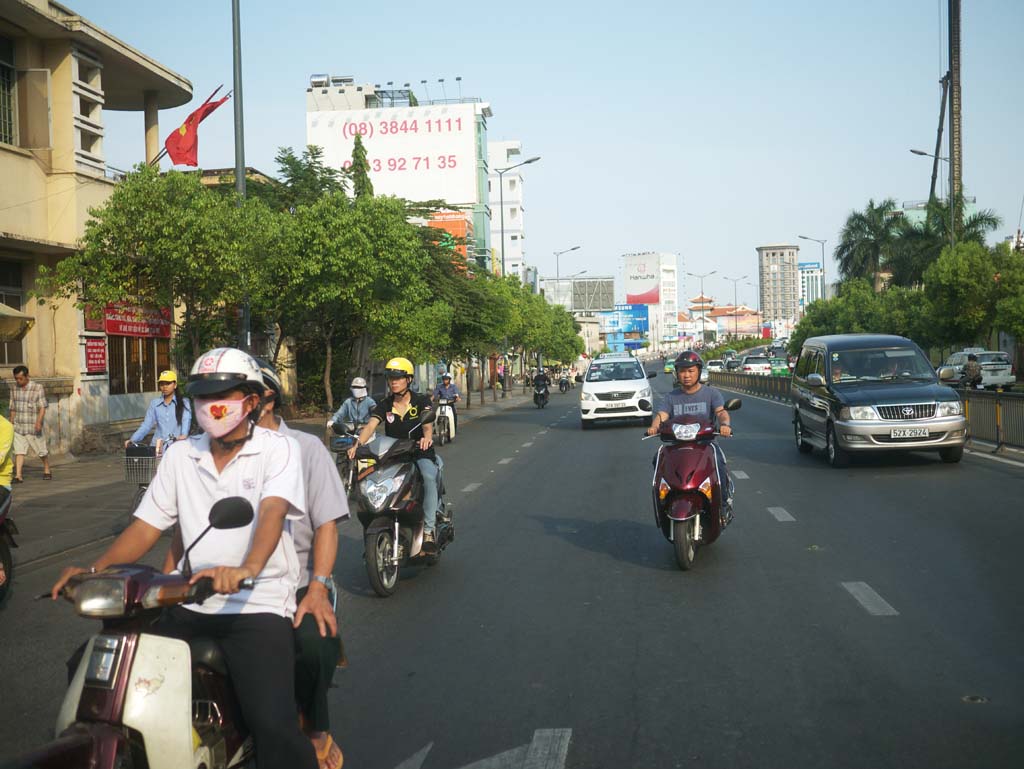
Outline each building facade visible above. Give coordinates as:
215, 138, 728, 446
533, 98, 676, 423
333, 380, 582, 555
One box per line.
622, 252, 679, 354
487, 140, 529, 280
798, 261, 825, 312
1, 0, 191, 453
757, 244, 800, 335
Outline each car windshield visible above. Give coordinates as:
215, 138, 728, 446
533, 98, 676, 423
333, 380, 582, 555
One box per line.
830, 347, 936, 383
978, 353, 1010, 364
586, 362, 644, 382
744, 357, 768, 365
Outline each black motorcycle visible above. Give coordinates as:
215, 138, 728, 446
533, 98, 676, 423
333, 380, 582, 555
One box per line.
352, 412, 454, 597
534, 383, 550, 408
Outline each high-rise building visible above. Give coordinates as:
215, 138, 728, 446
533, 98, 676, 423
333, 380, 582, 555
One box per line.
488, 140, 529, 280
798, 261, 825, 313
757, 244, 800, 333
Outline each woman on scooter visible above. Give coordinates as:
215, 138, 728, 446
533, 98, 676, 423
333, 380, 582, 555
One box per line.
647, 351, 735, 517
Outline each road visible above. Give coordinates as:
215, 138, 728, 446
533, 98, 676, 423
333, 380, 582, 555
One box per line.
2, 369, 1023, 768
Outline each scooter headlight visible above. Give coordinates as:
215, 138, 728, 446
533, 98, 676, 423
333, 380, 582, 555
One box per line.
72, 577, 128, 618
363, 474, 406, 512
672, 423, 701, 441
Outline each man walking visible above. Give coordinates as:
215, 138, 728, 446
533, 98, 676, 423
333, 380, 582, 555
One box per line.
10, 366, 51, 482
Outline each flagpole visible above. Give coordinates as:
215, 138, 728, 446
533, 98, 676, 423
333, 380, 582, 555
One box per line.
231, 0, 250, 351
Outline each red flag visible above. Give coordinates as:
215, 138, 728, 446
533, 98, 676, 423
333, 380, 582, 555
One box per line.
164, 87, 230, 167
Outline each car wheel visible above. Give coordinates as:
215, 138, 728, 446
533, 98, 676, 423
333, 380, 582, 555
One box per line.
794, 417, 813, 454
826, 423, 849, 468
939, 446, 963, 463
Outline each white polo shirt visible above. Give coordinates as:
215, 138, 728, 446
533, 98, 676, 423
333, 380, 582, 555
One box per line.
277, 419, 350, 589
134, 426, 306, 618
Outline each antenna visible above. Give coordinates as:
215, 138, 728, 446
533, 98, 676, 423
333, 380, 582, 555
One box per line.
456, 75, 463, 101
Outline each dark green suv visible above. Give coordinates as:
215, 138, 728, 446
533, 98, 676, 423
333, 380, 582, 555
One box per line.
791, 334, 966, 467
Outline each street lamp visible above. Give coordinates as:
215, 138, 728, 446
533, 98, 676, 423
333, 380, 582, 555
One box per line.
685, 270, 715, 345
722, 275, 747, 340
910, 148, 949, 161
798, 235, 827, 301
554, 245, 581, 283
911, 149, 955, 249
496, 156, 540, 277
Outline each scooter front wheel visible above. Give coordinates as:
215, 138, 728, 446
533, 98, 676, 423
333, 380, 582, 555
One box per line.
365, 530, 399, 597
672, 519, 696, 571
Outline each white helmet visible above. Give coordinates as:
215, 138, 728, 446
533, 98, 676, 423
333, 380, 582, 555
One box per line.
188, 348, 265, 398
351, 377, 367, 388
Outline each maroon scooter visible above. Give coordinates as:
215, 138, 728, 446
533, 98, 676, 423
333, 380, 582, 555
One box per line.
0, 489, 17, 607
7, 497, 257, 769
642, 397, 741, 570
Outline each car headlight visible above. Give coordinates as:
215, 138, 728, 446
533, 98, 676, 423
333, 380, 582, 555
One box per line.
580, 391, 597, 401
839, 406, 877, 421
637, 386, 652, 399
72, 577, 128, 618
936, 400, 962, 417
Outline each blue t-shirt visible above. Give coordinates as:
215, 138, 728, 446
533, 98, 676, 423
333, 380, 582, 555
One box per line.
655, 385, 725, 425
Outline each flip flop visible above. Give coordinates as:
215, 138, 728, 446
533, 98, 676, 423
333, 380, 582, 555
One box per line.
12, 478, 23, 484
43, 473, 52, 480
314, 734, 343, 769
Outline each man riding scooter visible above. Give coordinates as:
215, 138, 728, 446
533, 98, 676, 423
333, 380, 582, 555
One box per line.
348, 358, 445, 553
331, 377, 376, 427
647, 351, 735, 521
533, 368, 552, 407
432, 372, 461, 433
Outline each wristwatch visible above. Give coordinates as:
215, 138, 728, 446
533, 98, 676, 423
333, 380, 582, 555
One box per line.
312, 575, 334, 590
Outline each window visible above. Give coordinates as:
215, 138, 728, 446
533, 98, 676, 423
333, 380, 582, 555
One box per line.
0, 260, 23, 365
107, 336, 170, 395
0, 36, 15, 145
509, 207, 518, 219
509, 179, 517, 191
510, 235, 519, 241
812, 351, 825, 377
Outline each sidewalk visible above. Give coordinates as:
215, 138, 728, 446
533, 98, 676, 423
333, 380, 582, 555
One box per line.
11, 388, 540, 567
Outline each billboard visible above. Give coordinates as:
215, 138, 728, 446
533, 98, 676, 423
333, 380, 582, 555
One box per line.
307, 102, 479, 205
798, 261, 821, 270
599, 304, 649, 334
427, 210, 473, 258
624, 254, 661, 305
571, 277, 615, 312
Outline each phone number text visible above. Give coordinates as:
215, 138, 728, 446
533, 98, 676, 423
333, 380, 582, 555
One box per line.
342, 155, 459, 172
340, 117, 464, 140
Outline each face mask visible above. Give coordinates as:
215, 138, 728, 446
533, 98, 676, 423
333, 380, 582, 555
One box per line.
196, 398, 251, 438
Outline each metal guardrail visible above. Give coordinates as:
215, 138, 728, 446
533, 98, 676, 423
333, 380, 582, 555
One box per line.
709, 372, 1024, 451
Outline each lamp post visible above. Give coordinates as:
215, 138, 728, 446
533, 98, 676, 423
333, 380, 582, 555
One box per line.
496, 156, 540, 277
685, 271, 715, 345
910, 149, 954, 249
553, 245, 581, 309
722, 275, 747, 340
797, 235, 827, 301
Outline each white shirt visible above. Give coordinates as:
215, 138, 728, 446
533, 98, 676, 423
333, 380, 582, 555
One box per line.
134, 426, 306, 618
277, 418, 350, 588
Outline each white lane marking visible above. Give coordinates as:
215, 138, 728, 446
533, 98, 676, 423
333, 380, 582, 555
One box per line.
393, 743, 432, 769
461, 483, 481, 493
522, 442, 534, 447
732, 470, 750, 479
965, 448, 1024, 469
523, 729, 572, 769
767, 506, 795, 522
538, 430, 549, 435
841, 581, 899, 616
498, 458, 514, 465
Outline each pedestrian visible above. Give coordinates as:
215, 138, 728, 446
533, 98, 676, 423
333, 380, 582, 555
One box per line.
10, 366, 51, 482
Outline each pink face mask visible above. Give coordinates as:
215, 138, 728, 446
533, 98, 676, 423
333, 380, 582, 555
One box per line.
196, 398, 250, 438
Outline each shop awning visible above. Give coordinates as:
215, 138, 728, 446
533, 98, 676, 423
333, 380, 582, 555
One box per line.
0, 304, 36, 342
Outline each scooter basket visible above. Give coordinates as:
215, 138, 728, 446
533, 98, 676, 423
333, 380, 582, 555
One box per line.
124, 445, 159, 484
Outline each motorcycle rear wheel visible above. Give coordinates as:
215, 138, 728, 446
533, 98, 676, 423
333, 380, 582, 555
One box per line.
672, 519, 696, 571
365, 530, 399, 597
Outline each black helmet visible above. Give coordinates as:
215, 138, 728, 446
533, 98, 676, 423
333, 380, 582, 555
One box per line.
674, 351, 704, 371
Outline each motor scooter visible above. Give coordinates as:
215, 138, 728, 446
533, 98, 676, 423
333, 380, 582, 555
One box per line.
435, 398, 457, 445
327, 419, 368, 492
0, 489, 18, 607
7, 498, 258, 769
559, 375, 570, 394
534, 384, 550, 408
641, 398, 741, 570
352, 409, 454, 597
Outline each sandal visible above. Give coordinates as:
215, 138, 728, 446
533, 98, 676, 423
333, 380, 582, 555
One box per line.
313, 733, 343, 769
12, 478, 23, 484
43, 473, 52, 480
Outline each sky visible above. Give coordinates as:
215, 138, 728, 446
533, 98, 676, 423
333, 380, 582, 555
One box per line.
81, 0, 1024, 310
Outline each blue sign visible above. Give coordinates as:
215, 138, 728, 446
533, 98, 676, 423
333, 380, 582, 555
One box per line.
600, 304, 649, 334
798, 262, 821, 270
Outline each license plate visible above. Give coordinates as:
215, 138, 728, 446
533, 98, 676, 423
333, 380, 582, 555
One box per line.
891, 428, 929, 438
608, 402, 627, 409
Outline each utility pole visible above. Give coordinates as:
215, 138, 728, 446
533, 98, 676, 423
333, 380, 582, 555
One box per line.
929, 74, 950, 205
948, 0, 962, 238
232, 0, 249, 350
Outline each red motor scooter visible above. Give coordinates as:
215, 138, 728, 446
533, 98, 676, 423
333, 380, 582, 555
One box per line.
642, 397, 741, 570
7, 497, 258, 769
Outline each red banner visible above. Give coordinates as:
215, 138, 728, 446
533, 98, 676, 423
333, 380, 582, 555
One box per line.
104, 303, 171, 338
85, 338, 107, 373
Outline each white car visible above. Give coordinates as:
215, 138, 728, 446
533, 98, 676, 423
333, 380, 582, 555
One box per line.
941, 350, 1016, 389
740, 355, 771, 376
580, 357, 657, 429
706, 359, 725, 372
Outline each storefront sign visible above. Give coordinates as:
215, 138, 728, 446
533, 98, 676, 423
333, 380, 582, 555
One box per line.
103, 303, 171, 338
85, 338, 107, 373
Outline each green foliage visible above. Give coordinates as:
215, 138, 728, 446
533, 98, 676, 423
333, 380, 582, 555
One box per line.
834, 198, 900, 284
923, 241, 1002, 348
273, 145, 346, 210
349, 134, 374, 199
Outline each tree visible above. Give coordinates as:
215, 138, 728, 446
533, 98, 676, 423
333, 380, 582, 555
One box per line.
922, 241, 1000, 348
834, 198, 900, 288
349, 134, 374, 199
33, 164, 246, 362
274, 145, 346, 210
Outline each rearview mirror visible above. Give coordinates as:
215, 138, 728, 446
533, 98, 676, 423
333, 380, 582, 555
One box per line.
420, 408, 437, 424
209, 497, 255, 530
937, 366, 955, 381
806, 373, 826, 388
724, 398, 742, 411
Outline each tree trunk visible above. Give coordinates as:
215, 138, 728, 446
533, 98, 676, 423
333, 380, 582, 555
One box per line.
465, 357, 473, 408
322, 324, 335, 411
479, 351, 485, 403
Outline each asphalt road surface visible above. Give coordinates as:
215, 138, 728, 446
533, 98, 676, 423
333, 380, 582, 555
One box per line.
2, 370, 1023, 769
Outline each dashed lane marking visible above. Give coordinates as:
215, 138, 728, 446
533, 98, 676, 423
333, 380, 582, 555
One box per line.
841, 581, 899, 616
522, 442, 534, 447
498, 458, 514, 465
461, 483, 482, 493
767, 506, 795, 522
732, 470, 750, 479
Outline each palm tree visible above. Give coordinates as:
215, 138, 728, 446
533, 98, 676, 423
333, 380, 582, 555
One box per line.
888, 195, 1001, 287
834, 198, 900, 290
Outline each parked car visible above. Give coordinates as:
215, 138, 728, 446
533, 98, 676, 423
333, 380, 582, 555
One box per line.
580, 357, 657, 429
940, 349, 1016, 390
706, 359, 725, 372
740, 355, 771, 376
792, 334, 966, 466
769, 357, 790, 377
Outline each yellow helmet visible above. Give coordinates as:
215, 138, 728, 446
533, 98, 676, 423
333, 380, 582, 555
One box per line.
384, 357, 414, 378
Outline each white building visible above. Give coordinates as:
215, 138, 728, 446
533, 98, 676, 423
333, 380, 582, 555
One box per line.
488, 140, 529, 280
798, 261, 825, 314
757, 244, 800, 335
